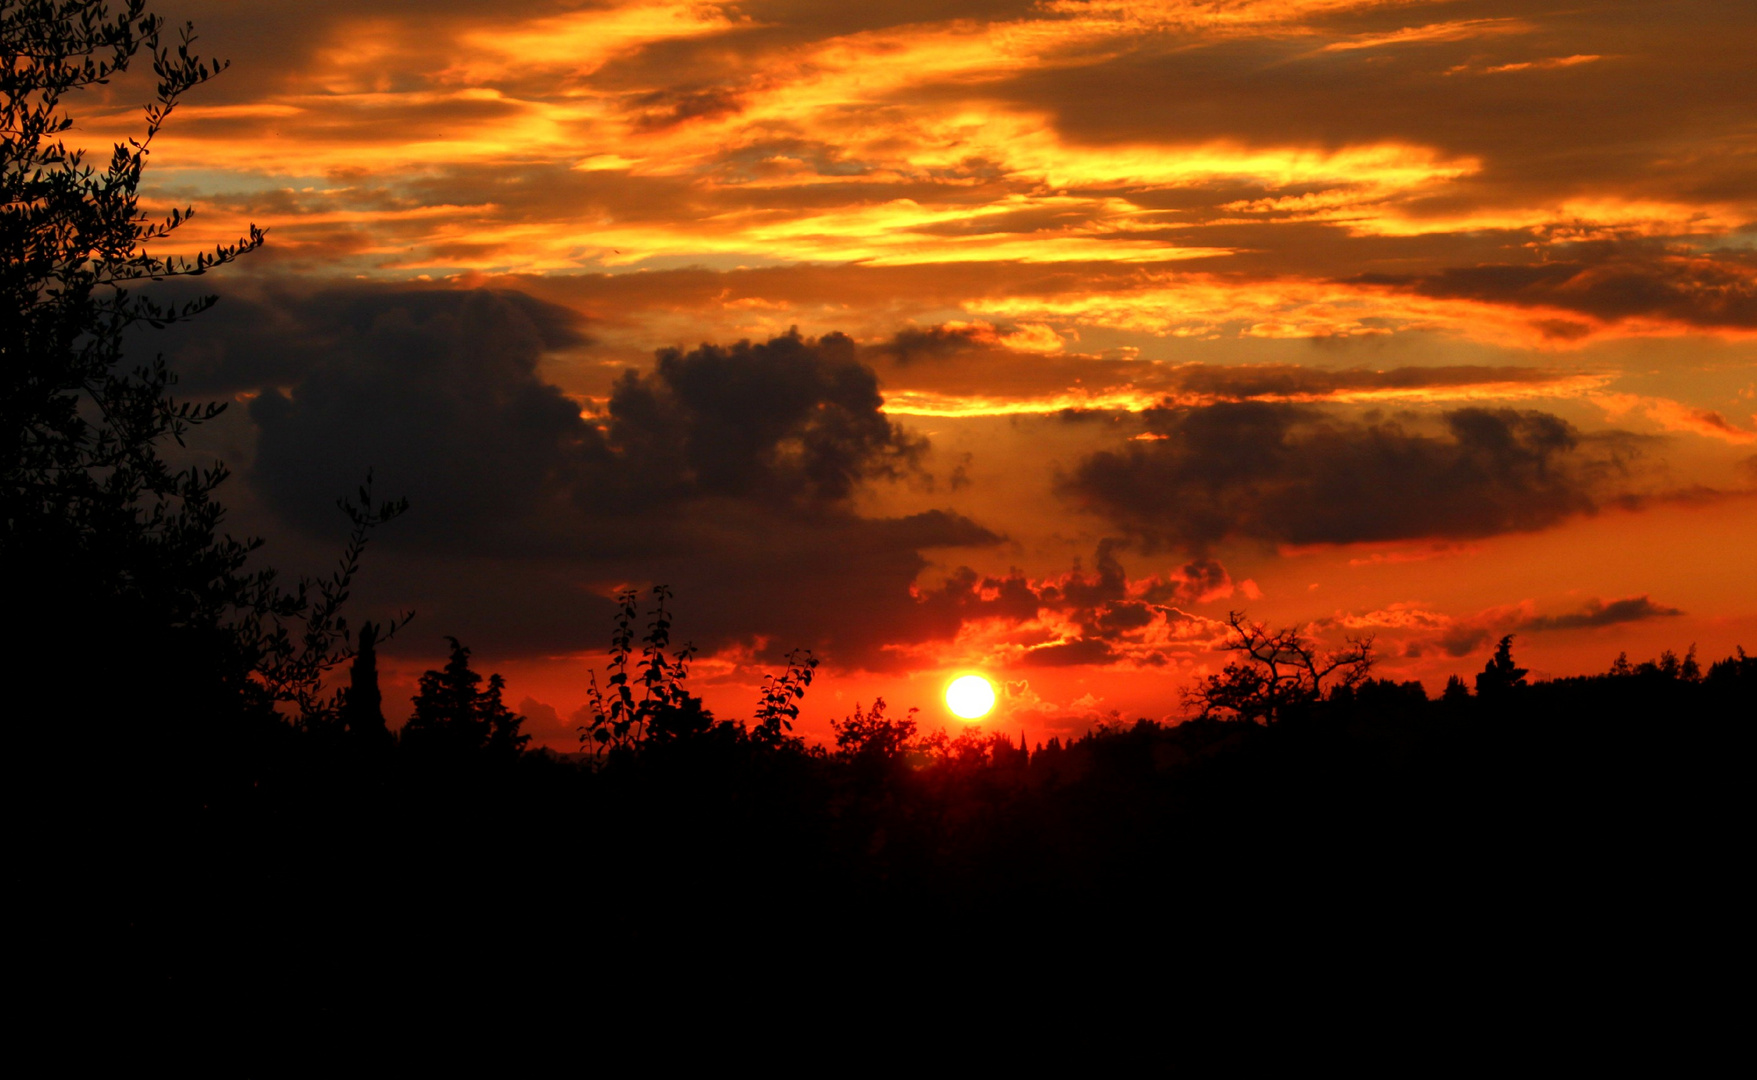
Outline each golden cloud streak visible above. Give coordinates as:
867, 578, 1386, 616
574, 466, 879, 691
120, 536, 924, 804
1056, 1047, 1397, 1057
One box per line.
86, 0, 1749, 356
882, 372, 1616, 418
883, 388, 1167, 417
969, 275, 1754, 347
451, 1, 746, 79
1319, 17, 1529, 51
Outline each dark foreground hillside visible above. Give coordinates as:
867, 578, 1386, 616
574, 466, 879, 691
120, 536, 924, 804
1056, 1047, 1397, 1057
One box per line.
34, 642, 1751, 1040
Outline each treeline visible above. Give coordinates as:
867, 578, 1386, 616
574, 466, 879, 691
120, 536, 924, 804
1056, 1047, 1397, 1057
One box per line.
39, 584, 1744, 1042
80, 588, 1750, 1019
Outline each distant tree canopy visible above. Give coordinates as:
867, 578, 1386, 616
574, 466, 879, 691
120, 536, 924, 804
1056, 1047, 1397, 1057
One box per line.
832, 697, 921, 765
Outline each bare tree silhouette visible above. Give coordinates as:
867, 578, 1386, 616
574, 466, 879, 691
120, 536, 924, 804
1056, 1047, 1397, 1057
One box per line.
1185, 611, 1374, 724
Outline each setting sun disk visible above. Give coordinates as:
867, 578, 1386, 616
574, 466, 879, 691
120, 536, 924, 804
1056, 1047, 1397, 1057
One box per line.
946, 675, 997, 720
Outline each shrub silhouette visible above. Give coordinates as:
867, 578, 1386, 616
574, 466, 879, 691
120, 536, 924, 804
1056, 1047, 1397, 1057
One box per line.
577, 585, 707, 757
575, 583, 820, 759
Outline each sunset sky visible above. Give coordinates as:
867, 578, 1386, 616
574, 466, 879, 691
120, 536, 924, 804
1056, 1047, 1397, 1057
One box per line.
102, 0, 1755, 746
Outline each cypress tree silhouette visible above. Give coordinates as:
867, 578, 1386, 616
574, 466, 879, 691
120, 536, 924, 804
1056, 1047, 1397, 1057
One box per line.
340, 621, 390, 745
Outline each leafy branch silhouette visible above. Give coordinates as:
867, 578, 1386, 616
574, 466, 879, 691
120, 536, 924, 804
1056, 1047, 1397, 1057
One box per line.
580, 585, 698, 758
753, 647, 819, 747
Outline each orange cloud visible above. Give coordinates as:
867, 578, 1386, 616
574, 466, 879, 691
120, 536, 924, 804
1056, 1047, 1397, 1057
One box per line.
1319, 17, 1530, 52
1594, 393, 1757, 445
1478, 54, 1604, 74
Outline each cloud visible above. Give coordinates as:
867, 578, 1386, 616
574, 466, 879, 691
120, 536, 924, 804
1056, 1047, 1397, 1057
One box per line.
168, 283, 589, 397
161, 284, 1008, 666
1354, 249, 1757, 331
854, 316, 1605, 415
106, 0, 1753, 340
1020, 637, 1121, 667
610, 330, 927, 505
1594, 392, 1757, 445
1065, 402, 1644, 551
903, 540, 1239, 669
239, 288, 607, 554
1320, 18, 1530, 53
227, 294, 932, 554
1161, 363, 1592, 403
1519, 596, 1683, 632
1332, 593, 1687, 660
515, 697, 577, 749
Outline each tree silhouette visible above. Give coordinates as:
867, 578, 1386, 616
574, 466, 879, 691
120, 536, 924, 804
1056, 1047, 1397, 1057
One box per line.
4, 3, 261, 621
401, 637, 528, 757
1185, 611, 1374, 724
1475, 635, 1528, 698
832, 697, 920, 764
340, 620, 390, 745
3, 3, 404, 738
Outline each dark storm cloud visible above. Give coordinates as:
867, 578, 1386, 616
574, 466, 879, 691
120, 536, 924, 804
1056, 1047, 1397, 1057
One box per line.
1066, 402, 1645, 551
168, 284, 587, 397
608, 331, 926, 505
213, 296, 927, 552
235, 288, 606, 553
158, 284, 1003, 665
1520, 596, 1683, 633
1354, 248, 1757, 330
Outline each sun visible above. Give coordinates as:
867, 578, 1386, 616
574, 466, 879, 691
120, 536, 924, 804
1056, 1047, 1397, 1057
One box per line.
946, 674, 997, 720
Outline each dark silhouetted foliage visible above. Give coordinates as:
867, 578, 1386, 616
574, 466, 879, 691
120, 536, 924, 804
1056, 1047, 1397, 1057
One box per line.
1475, 633, 1529, 697
5, 3, 406, 758
401, 637, 529, 758
1184, 610, 1373, 723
